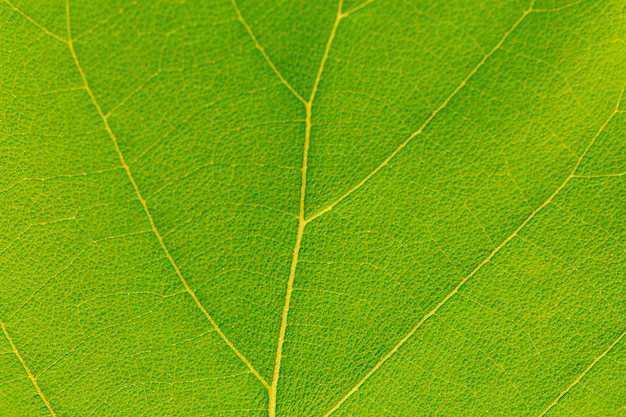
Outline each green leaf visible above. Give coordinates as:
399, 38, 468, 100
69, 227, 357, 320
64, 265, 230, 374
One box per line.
1, 0, 626, 415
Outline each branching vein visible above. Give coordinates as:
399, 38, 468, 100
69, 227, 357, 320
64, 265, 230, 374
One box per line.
64, 0, 269, 390
322, 81, 625, 416
267, 0, 348, 415
307, 3, 535, 223
3, 0, 67, 43
6, 0, 622, 415
342, 0, 375, 17
230, 0, 307, 105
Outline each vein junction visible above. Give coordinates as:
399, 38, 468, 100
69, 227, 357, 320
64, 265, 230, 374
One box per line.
235, 0, 626, 414
232, 0, 383, 414
231, 0, 361, 414
234, 1, 539, 413
64, 0, 270, 390
5, 0, 626, 415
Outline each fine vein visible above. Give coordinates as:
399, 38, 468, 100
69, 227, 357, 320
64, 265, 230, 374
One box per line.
0, 319, 58, 417
307, 3, 535, 223
538, 327, 626, 416
8, 0, 621, 415
323, 82, 625, 416
65, 0, 269, 390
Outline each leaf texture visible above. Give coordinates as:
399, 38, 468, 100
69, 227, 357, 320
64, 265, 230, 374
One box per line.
1, 0, 626, 416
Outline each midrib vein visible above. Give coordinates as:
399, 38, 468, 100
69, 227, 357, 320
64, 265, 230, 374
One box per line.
64, 0, 269, 390
0, 319, 57, 417
267, 1, 347, 415
323, 83, 626, 416
11, 0, 617, 415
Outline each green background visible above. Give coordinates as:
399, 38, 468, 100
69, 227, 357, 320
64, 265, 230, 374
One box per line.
1, 0, 626, 415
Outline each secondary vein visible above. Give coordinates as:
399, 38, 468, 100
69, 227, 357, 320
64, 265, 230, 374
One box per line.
2, 0, 68, 43
537, 327, 626, 416
322, 81, 626, 416
230, 0, 307, 105
307, 3, 536, 223
64, 0, 269, 390
0, 319, 58, 417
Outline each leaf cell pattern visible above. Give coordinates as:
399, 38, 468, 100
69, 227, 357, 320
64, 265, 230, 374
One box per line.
1, 0, 626, 416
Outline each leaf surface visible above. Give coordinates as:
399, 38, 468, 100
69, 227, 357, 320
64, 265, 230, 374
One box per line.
1, 0, 626, 416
